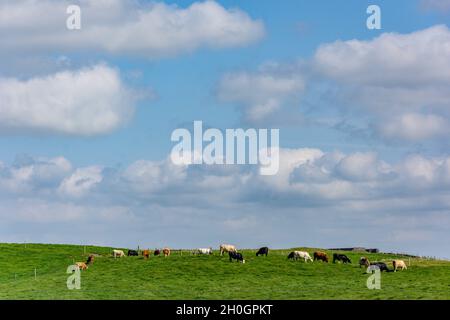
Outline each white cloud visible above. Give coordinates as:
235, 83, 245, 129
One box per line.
379, 113, 450, 141
314, 25, 450, 86
0, 64, 135, 135
0, 0, 264, 58
335, 152, 393, 182
217, 62, 305, 123
312, 25, 450, 142
58, 166, 103, 197
0, 156, 72, 194
400, 155, 444, 186
220, 25, 450, 143
257, 148, 323, 190
121, 158, 187, 194
1, 152, 450, 257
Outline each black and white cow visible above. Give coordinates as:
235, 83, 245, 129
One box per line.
333, 253, 351, 264
127, 250, 139, 256
229, 251, 245, 263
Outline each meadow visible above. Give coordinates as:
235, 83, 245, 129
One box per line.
0, 243, 449, 300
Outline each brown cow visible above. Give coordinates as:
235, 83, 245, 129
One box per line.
359, 257, 370, 268
143, 249, 150, 259
163, 248, 171, 257
313, 251, 328, 263
76, 262, 88, 270
86, 254, 95, 265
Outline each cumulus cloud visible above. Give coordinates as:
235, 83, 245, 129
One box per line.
334, 152, 393, 182
1, 152, 450, 257
0, 155, 72, 194
217, 62, 306, 123
378, 113, 450, 141
58, 166, 103, 198
4, 150, 450, 208
0, 0, 264, 58
0, 64, 136, 135
314, 25, 450, 86
312, 25, 450, 142
220, 25, 450, 143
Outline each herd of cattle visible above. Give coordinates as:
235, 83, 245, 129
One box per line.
75, 244, 408, 273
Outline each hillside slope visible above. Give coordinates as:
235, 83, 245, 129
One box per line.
0, 243, 449, 299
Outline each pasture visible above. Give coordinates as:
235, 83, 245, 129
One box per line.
0, 243, 449, 300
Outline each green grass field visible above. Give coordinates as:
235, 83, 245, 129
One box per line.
0, 243, 449, 300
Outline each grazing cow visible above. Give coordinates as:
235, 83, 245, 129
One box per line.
142, 249, 150, 259
219, 244, 237, 256
256, 247, 269, 257
393, 260, 407, 272
163, 248, 171, 257
86, 254, 95, 265
333, 253, 352, 264
313, 251, 329, 263
229, 251, 245, 263
154, 249, 161, 256
76, 262, 88, 270
113, 249, 125, 258
369, 262, 391, 272
359, 257, 370, 268
197, 248, 213, 255
127, 250, 139, 256
288, 251, 312, 262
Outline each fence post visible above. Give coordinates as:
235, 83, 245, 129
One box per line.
34, 268, 37, 280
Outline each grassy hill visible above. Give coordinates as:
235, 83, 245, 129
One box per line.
0, 243, 449, 300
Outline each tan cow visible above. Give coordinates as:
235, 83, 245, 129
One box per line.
76, 262, 88, 270
113, 249, 125, 258
163, 248, 171, 257
143, 249, 150, 259
219, 244, 237, 256
393, 260, 407, 271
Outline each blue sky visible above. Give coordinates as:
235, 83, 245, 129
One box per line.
1, 0, 450, 258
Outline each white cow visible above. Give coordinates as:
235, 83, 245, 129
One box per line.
197, 247, 213, 255
113, 249, 125, 258
219, 244, 237, 255
393, 260, 407, 271
289, 251, 313, 262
